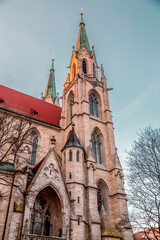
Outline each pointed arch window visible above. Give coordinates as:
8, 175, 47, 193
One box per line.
69, 150, 72, 162
89, 93, 98, 117
31, 130, 38, 165
82, 60, 87, 74
70, 94, 74, 121
97, 186, 102, 212
76, 150, 79, 162
91, 131, 102, 164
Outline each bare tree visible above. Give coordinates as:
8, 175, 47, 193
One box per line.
126, 127, 160, 240
0, 111, 37, 239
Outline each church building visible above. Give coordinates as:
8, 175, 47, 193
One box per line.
0, 13, 133, 240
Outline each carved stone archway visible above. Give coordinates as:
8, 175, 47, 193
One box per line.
29, 186, 63, 238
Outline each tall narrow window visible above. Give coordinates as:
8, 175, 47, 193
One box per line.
91, 131, 102, 164
31, 130, 38, 165
72, 63, 76, 80
70, 94, 74, 121
89, 93, 98, 117
97, 186, 102, 212
76, 151, 79, 162
82, 60, 87, 74
69, 150, 72, 162
93, 63, 95, 77
64, 152, 66, 164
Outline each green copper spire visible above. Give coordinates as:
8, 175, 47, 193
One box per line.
76, 11, 91, 54
44, 57, 57, 103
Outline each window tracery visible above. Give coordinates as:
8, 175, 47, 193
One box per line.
89, 93, 98, 117
30, 195, 51, 236
91, 131, 101, 164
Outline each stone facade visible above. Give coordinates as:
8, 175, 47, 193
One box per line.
0, 13, 133, 240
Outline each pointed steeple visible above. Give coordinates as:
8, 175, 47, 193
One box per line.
43, 57, 57, 104
76, 10, 91, 54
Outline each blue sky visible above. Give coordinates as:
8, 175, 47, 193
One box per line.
0, 0, 160, 167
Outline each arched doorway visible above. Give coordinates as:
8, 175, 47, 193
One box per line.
30, 186, 63, 237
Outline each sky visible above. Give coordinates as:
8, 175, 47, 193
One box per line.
0, 0, 160, 169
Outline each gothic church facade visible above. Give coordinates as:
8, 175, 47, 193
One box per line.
0, 13, 133, 240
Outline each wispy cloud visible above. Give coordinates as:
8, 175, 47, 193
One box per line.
115, 81, 160, 123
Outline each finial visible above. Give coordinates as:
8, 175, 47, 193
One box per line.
71, 122, 75, 129
72, 46, 75, 50
92, 46, 94, 50
50, 55, 54, 71
80, 8, 83, 15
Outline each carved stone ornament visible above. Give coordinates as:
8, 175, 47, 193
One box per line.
43, 163, 60, 181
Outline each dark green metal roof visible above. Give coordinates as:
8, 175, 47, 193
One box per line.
44, 58, 57, 103
0, 162, 14, 172
0, 162, 34, 177
76, 13, 91, 55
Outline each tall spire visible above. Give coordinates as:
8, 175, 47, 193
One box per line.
43, 57, 57, 104
76, 10, 91, 54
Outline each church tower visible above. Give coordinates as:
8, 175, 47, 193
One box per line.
60, 12, 133, 240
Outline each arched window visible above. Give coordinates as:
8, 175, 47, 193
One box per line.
69, 150, 72, 162
91, 131, 102, 164
31, 130, 38, 165
93, 63, 95, 77
72, 63, 76, 80
76, 151, 79, 162
97, 186, 102, 212
70, 94, 74, 121
97, 180, 109, 215
69, 172, 72, 179
89, 93, 98, 117
82, 60, 87, 74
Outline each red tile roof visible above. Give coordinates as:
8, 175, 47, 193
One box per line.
0, 85, 62, 126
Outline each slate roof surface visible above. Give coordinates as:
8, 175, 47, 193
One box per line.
0, 85, 62, 126
61, 127, 83, 151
